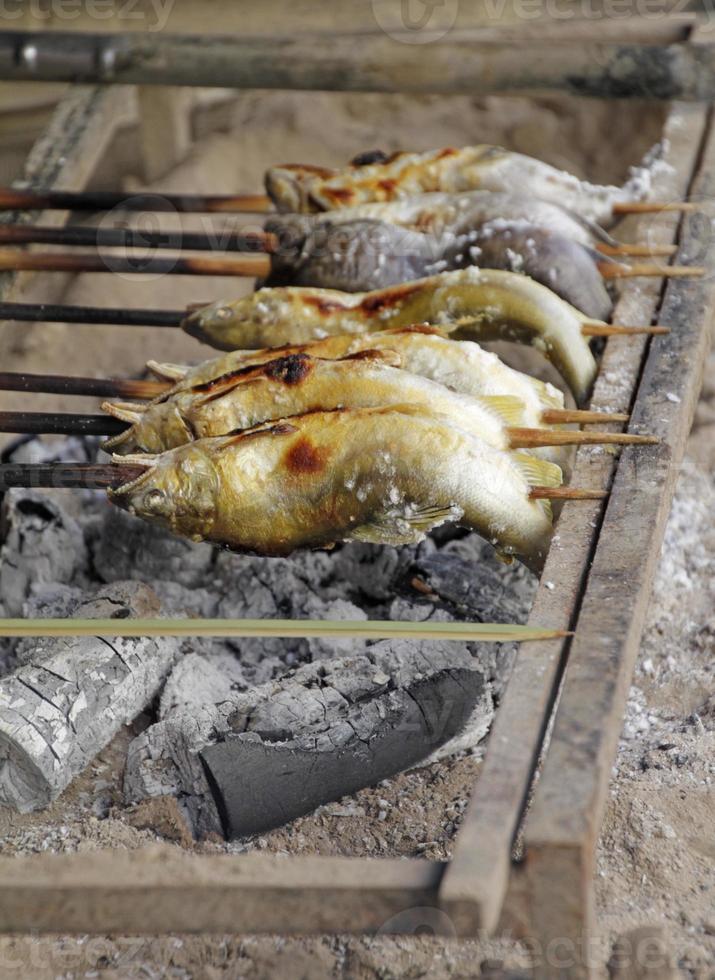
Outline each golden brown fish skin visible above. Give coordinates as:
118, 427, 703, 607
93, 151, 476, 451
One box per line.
104, 351, 519, 456
109, 406, 559, 569
152, 326, 563, 424
182, 268, 596, 403
264, 145, 638, 224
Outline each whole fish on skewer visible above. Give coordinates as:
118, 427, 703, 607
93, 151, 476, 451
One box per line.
103, 349, 655, 465
108, 404, 563, 570
263, 209, 615, 320
149, 324, 564, 423
264, 145, 655, 225
183, 268, 602, 403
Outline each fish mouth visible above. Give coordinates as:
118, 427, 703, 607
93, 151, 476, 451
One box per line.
107, 454, 158, 497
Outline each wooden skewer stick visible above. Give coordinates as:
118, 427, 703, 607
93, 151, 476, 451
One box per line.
595, 243, 677, 258
540, 409, 629, 424
612, 201, 701, 215
0, 225, 277, 253
0, 301, 184, 327
581, 322, 669, 337
0, 188, 272, 214
0, 372, 168, 400
0, 461, 605, 508
508, 429, 656, 449
0, 462, 146, 491
0, 617, 571, 641
0, 411, 657, 454
0, 250, 272, 278
530, 486, 607, 500
0, 412, 125, 437
598, 262, 705, 279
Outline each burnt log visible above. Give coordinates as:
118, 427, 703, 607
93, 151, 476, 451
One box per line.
125, 640, 495, 840
0, 582, 180, 812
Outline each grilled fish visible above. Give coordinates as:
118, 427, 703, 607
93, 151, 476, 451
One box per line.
263, 214, 613, 320
108, 405, 561, 569
265, 145, 647, 224
103, 350, 547, 458
149, 326, 564, 425
183, 268, 597, 403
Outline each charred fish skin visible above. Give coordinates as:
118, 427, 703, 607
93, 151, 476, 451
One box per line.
264, 145, 643, 225
262, 214, 613, 319
182, 268, 597, 404
104, 351, 522, 457
151, 326, 563, 423
108, 406, 559, 569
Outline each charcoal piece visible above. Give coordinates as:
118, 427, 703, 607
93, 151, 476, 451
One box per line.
0, 489, 88, 616
0, 581, 180, 812
202, 665, 482, 839
401, 550, 535, 622
124, 641, 491, 839
93, 505, 214, 588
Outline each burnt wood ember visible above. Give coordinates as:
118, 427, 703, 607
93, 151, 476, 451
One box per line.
125, 641, 494, 840
0, 489, 87, 617
0, 582, 180, 813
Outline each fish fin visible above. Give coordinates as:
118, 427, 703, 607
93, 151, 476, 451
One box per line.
341, 349, 402, 368
511, 451, 563, 488
533, 378, 565, 411
478, 395, 528, 426
146, 360, 189, 381
511, 451, 562, 524
101, 401, 144, 424
351, 503, 461, 545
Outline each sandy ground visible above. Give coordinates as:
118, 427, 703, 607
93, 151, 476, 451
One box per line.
0, 91, 712, 977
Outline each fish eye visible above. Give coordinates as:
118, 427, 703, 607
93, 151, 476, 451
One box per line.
143, 488, 166, 511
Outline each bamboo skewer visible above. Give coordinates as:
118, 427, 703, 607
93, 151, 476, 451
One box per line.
0, 302, 670, 337
0, 301, 184, 327
529, 487, 607, 500
507, 429, 657, 449
0, 372, 168, 400
0, 412, 125, 437
0, 411, 658, 451
0, 249, 271, 278
0, 225, 277, 253
0, 188, 272, 214
0, 461, 608, 504
0, 462, 145, 490
0, 374, 631, 423
0, 186, 696, 221
595, 243, 677, 258
612, 201, 701, 215
0, 616, 570, 642
598, 262, 705, 279
0, 224, 673, 262
580, 322, 669, 337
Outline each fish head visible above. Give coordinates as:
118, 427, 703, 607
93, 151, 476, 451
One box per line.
103, 402, 193, 456
108, 445, 220, 541
182, 298, 254, 350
